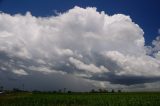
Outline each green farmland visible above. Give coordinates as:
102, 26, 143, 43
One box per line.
0, 92, 160, 106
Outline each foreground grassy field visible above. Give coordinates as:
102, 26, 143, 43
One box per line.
0, 92, 160, 106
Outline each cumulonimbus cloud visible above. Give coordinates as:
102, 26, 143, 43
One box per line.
0, 6, 160, 90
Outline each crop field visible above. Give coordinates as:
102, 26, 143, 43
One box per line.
0, 92, 160, 106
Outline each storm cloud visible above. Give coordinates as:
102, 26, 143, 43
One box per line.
0, 6, 160, 91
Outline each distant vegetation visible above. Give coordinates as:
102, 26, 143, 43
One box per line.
0, 87, 121, 94
0, 86, 160, 106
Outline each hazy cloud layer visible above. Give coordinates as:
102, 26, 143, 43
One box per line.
0, 6, 160, 91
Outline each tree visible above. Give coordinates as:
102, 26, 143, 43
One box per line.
91, 89, 96, 93
103, 89, 108, 93
118, 89, 122, 93
111, 89, 115, 93
13, 88, 22, 92
98, 88, 103, 93
67, 91, 72, 93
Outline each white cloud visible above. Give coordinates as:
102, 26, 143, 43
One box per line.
54, 48, 74, 56
28, 66, 66, 75
0, 6, 160, 90
155, 51, 160, 60
146, 35, 160, 58
0, 66, 7, 71
152, 36, 160, 52
12, 69, 28, 76
69, 57, 108, 74
103, 51, 160, 77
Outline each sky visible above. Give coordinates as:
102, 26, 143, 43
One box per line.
0, 0, 160, 91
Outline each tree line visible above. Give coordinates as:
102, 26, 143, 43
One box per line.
0, 86, 122, 94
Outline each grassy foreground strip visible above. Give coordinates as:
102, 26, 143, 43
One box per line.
0, 92, 160, 106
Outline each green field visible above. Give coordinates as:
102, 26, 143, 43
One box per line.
0, 92, 160, 106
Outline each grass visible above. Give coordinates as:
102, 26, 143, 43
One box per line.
0, 92, 160, 106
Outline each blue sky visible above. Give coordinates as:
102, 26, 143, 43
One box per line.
0, 0, 160, 44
